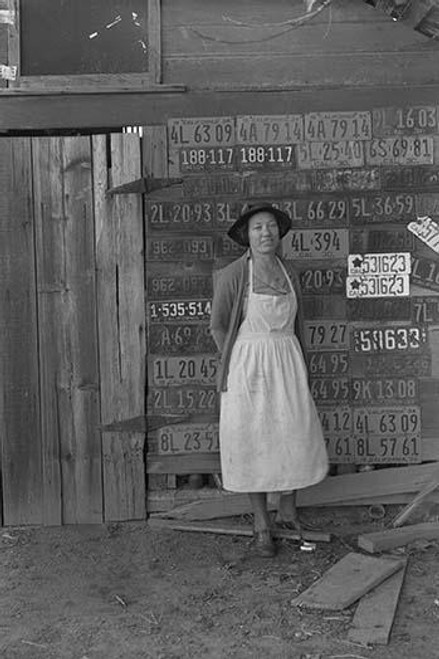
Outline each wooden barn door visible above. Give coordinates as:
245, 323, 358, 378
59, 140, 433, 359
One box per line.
0, 133, 146, 526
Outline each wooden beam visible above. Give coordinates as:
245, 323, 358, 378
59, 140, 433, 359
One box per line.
292, 552, 405, 610
2, 85, 439, 131
148, 517, 331, 543
391, 465, 439, 527
358, 521, 439, 553
348, 559, 408, 646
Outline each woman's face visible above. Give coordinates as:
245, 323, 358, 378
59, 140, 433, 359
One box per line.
248, 211, 280, 256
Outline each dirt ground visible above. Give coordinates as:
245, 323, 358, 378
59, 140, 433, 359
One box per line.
1, 506, 439, 659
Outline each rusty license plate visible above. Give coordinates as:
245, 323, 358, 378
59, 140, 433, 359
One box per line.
157, 423, 219, 455
349, 194, 416, 224
297, 141, 364, 169
350, 377, 419, 405
353, 435, 421, 464
150, 354, 218, 387
365, 136, 434, 166
304, 111, 372, 141
149, 387, 218, 415
305, 322, 349, 350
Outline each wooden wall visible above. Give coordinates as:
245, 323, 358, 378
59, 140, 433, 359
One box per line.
0, 135, 146, 526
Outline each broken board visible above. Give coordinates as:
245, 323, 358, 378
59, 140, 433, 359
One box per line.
358, 522, 439, 554
348, 558, 407, 646
291, 552, 405, 610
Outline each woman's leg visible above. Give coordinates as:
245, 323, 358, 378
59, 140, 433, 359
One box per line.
249, 492, 271, 532
277, 491, 301, 531
249, 492, 275, 556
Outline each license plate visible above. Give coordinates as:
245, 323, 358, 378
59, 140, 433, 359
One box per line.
352, 325, 428, 353
244, 171, 313, 196
149, 387, 218, 414
148, 299, 212, 322
150, 355, 218, 386
304, 111, 372, 141
412, 297, 439, 324
349, 194, 416, 224
168, 117, 235, 147
274, 197, 349, 226
318, 407, 352, 434
183, 174, 243, 198
408, 216, 439, 254
303, 295, 346, 320
282, 229, 348, 260
348, 252, 411, 276
215, 235, 246, 259
350, 229, 413, 253
346, 274, 410, 298
237, 115, 304, 144
417, 193, 439, 217
178, 146, 236, 173
146, 200, 241, 230
354, 406, 421, 436
324, 436, 355, 464
238, 144, 295, 169
157, 423, 219, 455
148, 323, 215, 355
353, 435, 421, 464
148, 237, 214, 261
350, 352, 431, 378
310, 378, 349, 404
147, 263, 213, 298
315, 168, 381, 192
372, 106, 438, 136
411, 256, 439, 292
308, 350, 350, 375
381, 166, 439, 190
297, 141, 364, 169
348, 298, 411, 321
305, 322, 349, 350
351, 378, 419, 405
299, 267, 346, 294
365, 136, 434, 166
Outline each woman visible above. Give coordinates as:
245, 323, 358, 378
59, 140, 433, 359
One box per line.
210, 202, 328, 557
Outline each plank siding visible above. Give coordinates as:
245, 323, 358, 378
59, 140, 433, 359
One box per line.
94, 134, 146, 522
0, 138, 43, 525
32, 137, 102, 524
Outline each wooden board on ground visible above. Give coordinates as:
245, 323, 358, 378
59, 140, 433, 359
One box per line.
148, 517, 331, 543
291, 552, 405, 611
358, 522, 439, 554
348, 559, 407, 646
157, 463, 439, 520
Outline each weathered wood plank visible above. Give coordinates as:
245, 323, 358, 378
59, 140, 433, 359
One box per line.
148, 517, 331, 543
33, 136, 102, 524
348, 560, 407, 646
164, 53, 439, 89
358, 521, 439, 553
292, 552, 405, 610
3, 87, 439, 131
94, 133, 146, 521
0, 138, 43, 525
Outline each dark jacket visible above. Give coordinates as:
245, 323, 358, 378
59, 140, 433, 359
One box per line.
210, 251, 306, 392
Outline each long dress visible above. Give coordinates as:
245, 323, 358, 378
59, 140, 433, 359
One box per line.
219, 259, 328, 493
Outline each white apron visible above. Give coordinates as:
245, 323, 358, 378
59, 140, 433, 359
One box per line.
219, 259, 328, 493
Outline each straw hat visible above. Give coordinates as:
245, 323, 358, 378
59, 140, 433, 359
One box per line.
227, 202, 292, 247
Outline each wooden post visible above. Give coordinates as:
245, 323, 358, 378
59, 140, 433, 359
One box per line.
94, 133, 147, 521
0, 138, 43, 525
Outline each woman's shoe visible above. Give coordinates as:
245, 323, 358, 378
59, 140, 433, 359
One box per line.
252, 529, 276, 557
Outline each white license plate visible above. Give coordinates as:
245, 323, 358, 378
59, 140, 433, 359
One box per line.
348, 252, 411, 276
408, 217, 439, 255
346, 274, 410, 298
157, 423, 219, 455
365, 136, 434, 166
282, 229, 349, 260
